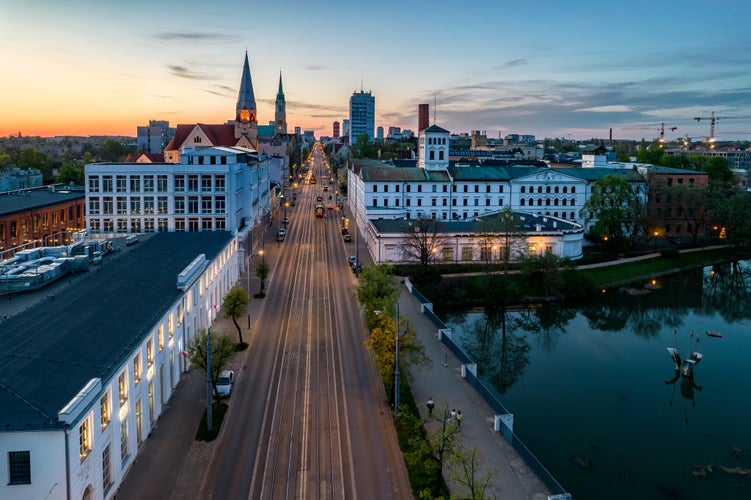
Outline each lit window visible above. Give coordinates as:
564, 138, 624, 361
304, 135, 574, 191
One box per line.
79, 417, 92, 461
100, 393, 111, 430
118, 372, 128, 405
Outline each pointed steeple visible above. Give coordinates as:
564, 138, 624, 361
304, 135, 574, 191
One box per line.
236, 51, 257, 123
276, 71, 284, 100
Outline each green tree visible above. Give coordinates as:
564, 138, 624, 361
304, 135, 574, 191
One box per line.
56, 160, 85, 185
97, 139, 131, 162
356, 265, 399, 327
580, 175, 646, 250
449, 439, 499, 500
704, 157, 734, 184
354, 134, 378, 159
222, 285, 249, 346
187, 329, 237, 402
255, 259, 269, 296
17, 147, 51, 180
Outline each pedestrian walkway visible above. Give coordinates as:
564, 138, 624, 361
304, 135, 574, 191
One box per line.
399, 289, 552, 500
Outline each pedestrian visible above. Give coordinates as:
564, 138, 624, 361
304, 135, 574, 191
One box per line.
426, 397, 435, 417
456, 410, 463, 428
450, 408, 457, 423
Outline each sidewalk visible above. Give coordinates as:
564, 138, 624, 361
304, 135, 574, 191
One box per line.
400, 289, 552, 500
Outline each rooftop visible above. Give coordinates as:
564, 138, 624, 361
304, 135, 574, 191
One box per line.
0, 187, 84, 217
0, 231, 233, 432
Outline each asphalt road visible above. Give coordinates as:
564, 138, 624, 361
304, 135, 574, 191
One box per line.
201, 145, 409, 499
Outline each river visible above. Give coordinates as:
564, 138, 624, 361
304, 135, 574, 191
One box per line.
441, 261, 751, 500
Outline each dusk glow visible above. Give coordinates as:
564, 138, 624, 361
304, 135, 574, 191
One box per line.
2, 0, 750, 141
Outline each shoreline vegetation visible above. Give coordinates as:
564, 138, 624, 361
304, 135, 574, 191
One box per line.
394, 246, 749, 308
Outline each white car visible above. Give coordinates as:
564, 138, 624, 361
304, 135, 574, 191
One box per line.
216, 370, 235, 397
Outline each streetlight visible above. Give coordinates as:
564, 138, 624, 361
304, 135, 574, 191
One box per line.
374, 304, 402, 420
206, 303, 215, 432
653, 230, 659, 253
259, 249, 265, 294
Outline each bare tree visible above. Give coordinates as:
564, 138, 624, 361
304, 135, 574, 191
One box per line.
449, 439, 500, 500
399, 218, 453, 274
475, 208, 529, 272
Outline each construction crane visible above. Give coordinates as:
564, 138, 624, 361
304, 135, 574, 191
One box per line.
621, 122, 678, 146
693, 112, 751, 148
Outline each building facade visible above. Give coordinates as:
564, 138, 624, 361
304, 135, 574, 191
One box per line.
0, 232, 238, 500
0, 186, 86, 260
85, 146, 270, 235
136, 120, 175, 154
349, 90, 375, 143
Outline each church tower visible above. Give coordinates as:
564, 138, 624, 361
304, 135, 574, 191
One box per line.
274, 72, 287, 136
235, 51, 258, 148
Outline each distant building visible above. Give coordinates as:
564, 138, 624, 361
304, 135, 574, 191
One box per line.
0, 185, 85, 259
136, 120, 175, 154
349, 90, 375, 143
274, 72, 287, 136
1, 167, 43, 191
294, 126, 301, 136
85, 146, 270, 234
342, 120, 350, 140
376, 126, 384, 142
333, 121, 340, 138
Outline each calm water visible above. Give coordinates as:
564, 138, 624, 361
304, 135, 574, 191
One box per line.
442, 262, 751, 500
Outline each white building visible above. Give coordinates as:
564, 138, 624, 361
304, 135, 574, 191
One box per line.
348, 124, 646, 262
85, 146, 270, 235
0, 232, 238, 500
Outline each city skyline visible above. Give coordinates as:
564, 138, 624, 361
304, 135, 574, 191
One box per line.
2, 0, 750, 142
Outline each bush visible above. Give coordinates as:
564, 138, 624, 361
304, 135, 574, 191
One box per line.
195, 401, 228, 442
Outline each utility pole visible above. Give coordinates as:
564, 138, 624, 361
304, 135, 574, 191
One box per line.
206, 303, 213, 432
394, 302, 401, 421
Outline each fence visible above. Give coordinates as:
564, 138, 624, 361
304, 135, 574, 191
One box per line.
406, 278, 570, 498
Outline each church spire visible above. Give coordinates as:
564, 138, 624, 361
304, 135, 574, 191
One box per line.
236, 51, 257, 124
274, 71, 287, 136
277, 71, 284, 100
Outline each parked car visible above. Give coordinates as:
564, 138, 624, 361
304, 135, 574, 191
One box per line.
349, 255, 357, 268
216, 370, 235, 397
343, 233, 352, 242
283, 216, 289, 225
276, 228, 286, 242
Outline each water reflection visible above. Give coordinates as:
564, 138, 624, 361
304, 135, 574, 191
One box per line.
442, 261, 751, 500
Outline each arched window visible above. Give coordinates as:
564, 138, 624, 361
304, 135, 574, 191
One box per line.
571, 197, 576, 206
537, 186, 543, 194
529, 198, 534, 206
554, 198, 559, 206
545, 198, 551, 206
570, 211, 575, 219
521, 186, 526, 193
562, 199, 567, 206
537, 198, 542, 206
546, 186, 551, 193
563, 186, 568, 194
554, 186, 559, 193
520, 199, 526, 206
571, 186, 576, 193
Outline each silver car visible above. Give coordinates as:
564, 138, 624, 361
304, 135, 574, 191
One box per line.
216, 370, 235, 397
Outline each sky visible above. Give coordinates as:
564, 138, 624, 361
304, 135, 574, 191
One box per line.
1, 0, 750, 142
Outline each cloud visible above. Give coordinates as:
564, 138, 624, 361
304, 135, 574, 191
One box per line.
154, 32, 233, 42
495, 58, 528, 69
577, 105, 633, 113
302, 64, 332, 71
168, 65, 213, 81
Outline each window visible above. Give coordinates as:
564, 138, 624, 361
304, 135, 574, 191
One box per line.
158, 197, 168, 214
373, 185, 378, 193
158, 326, 164, 350
101, 393, 110, 430
117, 197, 127, 215
188, 175, 199, 192
158, 218, 168, 232
102, 176, 113, 192
215, 196, 225, 214
130, 176, 140, 192
144, 197, 155, 214
134, 353, 142, 384
202, 197, 212, 214
102, 445, 113, 492
429, 150, 435, 160
202, 176, 212, 192
89, 198, 100, 215
168, 314, 174, 340
119, 372, 128, 405
8, 451, 31, 485
157, 175, 168, 192
143, 176, 155, 192
130, 198, 141, 214
89, 177, 100, 193
116, 176, 127, 192
215, 218, 226, 230
174, 197, 185, 214
439, 150, 444, 160
188, 197, 199, 214
79, 417, 92, 461
373, 198, 378, 207
147, 338, 154, 366
102, 197, 113, 215
174, 176, 185, 192
120, 421, 129, 461
417, 185, 422, 193
215, 176, 225, 192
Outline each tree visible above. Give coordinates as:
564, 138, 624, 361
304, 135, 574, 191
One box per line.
449, 439, 500, 500
704, 157, 735, 184
399, 218, 452, 276
97, 139, 131, 162
56, 160, 84, 185
255, 260, 269, 296
187, 329, 237, 402
222, 285, 249, 346
356, 265, 400, 328
17, 147, 51, 180
580, 175, 646, 251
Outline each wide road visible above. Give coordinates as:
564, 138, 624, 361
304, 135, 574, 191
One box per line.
202, 144, 410, 499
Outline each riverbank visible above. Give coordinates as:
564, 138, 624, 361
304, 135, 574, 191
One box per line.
407, 245, 748, 307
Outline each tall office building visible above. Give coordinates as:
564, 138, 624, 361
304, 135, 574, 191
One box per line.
136, 120, 175, 154
418, 103, 430, 133
349, 90, 375, 143
333, 121, 340, 138
376, 126, 384, 142
342, 120, 350, 141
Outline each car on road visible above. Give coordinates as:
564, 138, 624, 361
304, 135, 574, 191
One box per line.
283, 216, 289, 225
343, 233, 352, 242
349, 255, 358, 270
327, 203, 334, 210
216, 370, 235, 397
276, 228, 286, 241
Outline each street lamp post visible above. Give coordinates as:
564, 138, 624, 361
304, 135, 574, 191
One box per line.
206, 303, 213, 432
653, 231, 659, 253
259, 248, 265, 294
394, 303, 401, 421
